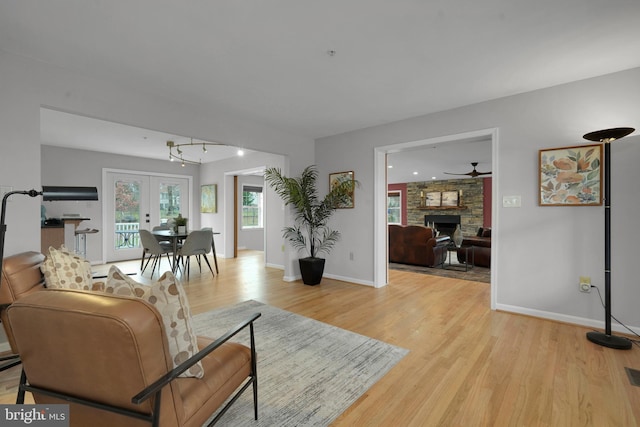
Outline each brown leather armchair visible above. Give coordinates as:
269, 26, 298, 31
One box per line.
7, 289, 260, 427
0, 251, 46, 372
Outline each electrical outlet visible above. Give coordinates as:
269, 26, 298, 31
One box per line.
579, 276, 591, 293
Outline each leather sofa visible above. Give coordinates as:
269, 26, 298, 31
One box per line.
456, 227, 491, 268
388, 225, 449, 267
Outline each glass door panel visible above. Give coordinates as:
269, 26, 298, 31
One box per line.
151, 176, 189, 228
105, 173, 149, 261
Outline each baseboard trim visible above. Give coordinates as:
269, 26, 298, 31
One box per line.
265, 263, 284, 270
323, 273, 374, 287
495, 303, 640, 336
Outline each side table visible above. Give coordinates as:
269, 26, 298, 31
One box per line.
443, 244, 474, 272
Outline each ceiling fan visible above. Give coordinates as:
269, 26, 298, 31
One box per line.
444, 162, 492, 178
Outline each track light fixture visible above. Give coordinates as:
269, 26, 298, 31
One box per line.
166, 139, 225, 166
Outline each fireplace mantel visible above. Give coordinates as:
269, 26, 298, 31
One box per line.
416, 206, 467, 210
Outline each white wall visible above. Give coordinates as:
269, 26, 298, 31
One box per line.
200, 151, 286, 270
316, 67, 640, 333
3, 46, 639, 336
0, 50, 313, 282
40, 145, 199, 262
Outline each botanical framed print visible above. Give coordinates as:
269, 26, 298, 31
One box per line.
441, 190, 460, 207
539, 143, 602, 206
425, 191, 441, 207
200, 184, 217, 213
329, 171, 355, 208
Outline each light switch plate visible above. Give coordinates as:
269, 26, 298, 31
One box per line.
503, 195, 521, 208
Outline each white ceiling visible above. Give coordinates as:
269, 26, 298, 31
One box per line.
40, 108, 254, 164
387, 137, 492, 183
3, 1, 640, 178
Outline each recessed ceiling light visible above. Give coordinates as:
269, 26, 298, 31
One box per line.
237, 149, 245, 156
413, 171, 418, 175
388, 165, 393, 168
432, 176, 437, 180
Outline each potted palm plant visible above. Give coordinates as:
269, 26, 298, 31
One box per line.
264, 165, 358, 285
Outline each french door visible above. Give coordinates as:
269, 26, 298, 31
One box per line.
104, 170, 190, 262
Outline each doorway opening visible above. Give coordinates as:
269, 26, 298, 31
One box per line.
374, 128, 498, 309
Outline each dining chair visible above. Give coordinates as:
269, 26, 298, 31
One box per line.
139, 229, 173, 277
176, 229, 214, 280
152, 225, 172, 245
201, 227, 219, 274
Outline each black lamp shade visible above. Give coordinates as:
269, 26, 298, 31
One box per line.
583, 127, 634, 142
41, 186, 98, 201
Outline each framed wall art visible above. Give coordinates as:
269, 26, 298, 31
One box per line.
200, 184, 217, 213
425, 191, 441, 207
441, 190, 460, 207
539, 143, 602, 206
329, 171, 355, 208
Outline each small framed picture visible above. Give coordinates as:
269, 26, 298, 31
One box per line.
425, 191, 441, 207
539, 143, 602, 206
441, 190, 459, 207
200, 184, 217, 213
329, 171, 355, 208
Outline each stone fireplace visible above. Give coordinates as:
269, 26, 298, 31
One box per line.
424, 214, 460, 238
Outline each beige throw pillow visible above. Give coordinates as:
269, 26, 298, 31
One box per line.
41, 245, 95, 290
105, 266, 203, 378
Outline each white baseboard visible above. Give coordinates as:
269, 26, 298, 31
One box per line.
265, 263, 284, 270
323, 273, 374, 287
0, 341, 10, 353
495, 303, 640, 335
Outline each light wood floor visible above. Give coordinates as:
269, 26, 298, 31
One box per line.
1, 250, 639, 426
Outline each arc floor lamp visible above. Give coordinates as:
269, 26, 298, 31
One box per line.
582, 127, 635, 350
0, 186, 98, 369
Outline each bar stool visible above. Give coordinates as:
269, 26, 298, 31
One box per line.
74, 228, 99, 258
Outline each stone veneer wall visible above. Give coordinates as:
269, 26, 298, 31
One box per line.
406, 178, 484, 237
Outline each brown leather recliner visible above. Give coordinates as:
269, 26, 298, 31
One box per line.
0, 251, 46, 371
6, 288, 260, 427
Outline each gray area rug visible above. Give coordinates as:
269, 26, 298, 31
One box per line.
193, 300, 408, 427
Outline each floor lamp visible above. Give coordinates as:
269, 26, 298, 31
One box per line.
583, 127, 635, 350
0, 186, 98, 371
0, 186, 98, 290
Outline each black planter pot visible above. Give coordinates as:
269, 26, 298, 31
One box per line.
298, 257, 325, 286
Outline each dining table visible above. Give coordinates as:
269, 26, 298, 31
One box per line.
152, 229, 220, 274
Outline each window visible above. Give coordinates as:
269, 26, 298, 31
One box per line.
387, 191, 402, 224
242, 185, 263, 229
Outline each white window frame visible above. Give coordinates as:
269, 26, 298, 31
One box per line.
241, 185, 264, 229
387, 190, 402, 225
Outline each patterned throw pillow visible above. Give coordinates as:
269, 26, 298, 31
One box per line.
41, 245, 95, 290
104, 265, 203, 378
